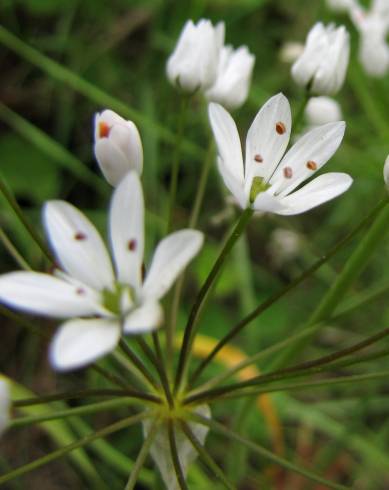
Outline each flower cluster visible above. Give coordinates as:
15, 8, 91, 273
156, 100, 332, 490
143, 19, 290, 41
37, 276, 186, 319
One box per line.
167, 19, 255, 109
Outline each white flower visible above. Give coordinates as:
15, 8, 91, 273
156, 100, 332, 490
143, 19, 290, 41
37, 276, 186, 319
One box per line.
326, 0, 357, 12
166, 19, 225, 92
0, 379, 10, 436
305, 96, 342, 126
351, 5, 389, 77
208, 93, 352, 215
0, 173, 203, 371
291, 23, 350, 95
143, 405, 210, 490
205, 45, 255, 110
94, 110, 143, 186
384, 155, 389, 189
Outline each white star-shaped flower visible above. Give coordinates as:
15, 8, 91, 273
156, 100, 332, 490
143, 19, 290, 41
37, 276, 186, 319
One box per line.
209, 93, 352, 215
0, 172, 203, 371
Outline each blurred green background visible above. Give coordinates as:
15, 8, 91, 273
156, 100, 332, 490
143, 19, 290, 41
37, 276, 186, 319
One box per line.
1, 0, 389, 488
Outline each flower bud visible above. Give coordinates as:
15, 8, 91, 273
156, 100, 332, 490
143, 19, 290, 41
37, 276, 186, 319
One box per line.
291, 23, 350, 95
205, 45, 255, 110
305, 96, 342, 126
166, 19, 225, 93
94, 110, 143, 186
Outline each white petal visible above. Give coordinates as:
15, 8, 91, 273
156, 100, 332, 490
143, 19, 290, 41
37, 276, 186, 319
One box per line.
95, 139, 134, 186
278, 172, 353, 215
245, 93, 291, 192
143, 405, 211, 490
123, 301, 163, 334
44, 201, 114, 291
208, 103, 244, 185
252, 189, 288, 214
270, 121, 345, 197
50, 318, 120, 371
0, 271, 102, 318
109, 172, 144, 291
216, 156, 247, 208
142, 230, 203, 301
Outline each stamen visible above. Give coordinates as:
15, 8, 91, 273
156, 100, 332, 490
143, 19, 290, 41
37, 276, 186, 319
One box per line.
254, 154, 263, 163
76, 288, 86, 295
306, 160, 317, 170
98, 121, 111, 138
74, 232, 87, 241
283, 167, 293, 178
276, 122, 286, 135
127, 239, 137, 251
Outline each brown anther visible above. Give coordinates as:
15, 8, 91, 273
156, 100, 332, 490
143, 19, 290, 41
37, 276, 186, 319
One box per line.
74, 232, 87, 241
254, 154, 263, 163
283, 166, 293, 178
128, 239, 137, 251
76, 288, 86, 295
99, 121, 111, 138
306, 160, 317, 170
276, 121, 286, 135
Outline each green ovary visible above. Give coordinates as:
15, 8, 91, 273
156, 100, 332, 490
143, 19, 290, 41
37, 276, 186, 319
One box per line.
249, 176, 270, 204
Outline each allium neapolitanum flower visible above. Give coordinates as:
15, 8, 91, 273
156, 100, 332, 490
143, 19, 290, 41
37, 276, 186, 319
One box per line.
305, 96, 342, 127
350, 2, 389, 77
94, 110, 143, 186
209, 93, 352, 215
0, 379, 10, 436
205, 45, 255, 110
166, 19, 225, 92
326, 0, 357, 12
0, 173, 203, 371
291, 22, 350, 95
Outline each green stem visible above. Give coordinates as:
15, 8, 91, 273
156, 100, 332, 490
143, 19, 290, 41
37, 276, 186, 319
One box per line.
168, 420, 189, 490
217, 370, 389, 401
180, 420, 235, 490
166, 95, 190, 233
292, 88, 310, 132
0, 412, 149, 485
174, 207, 254, 394
11, 398, 136, 428
190, 197, 388, 384
119, 338, 159, 391
0, 173, 53, 263
92, 364, 130, 390
124, 418, 160, 490
188, 414, 349, 490
14, 388, 161, 407
167, 142, 215, 364
0, 26, 202, 160
151, 333, 175, 408
0, 228, 31, 270
274, 197, 389, 369
185, 329, 389, 404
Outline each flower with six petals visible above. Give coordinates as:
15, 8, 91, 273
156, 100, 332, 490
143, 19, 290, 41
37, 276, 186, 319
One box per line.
0, 173, 203, 371
208, 93, 352, 215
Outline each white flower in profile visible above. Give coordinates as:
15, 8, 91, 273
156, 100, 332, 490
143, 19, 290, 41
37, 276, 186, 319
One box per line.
208, 93, 352, 215
351, 5, 389, 77
205, 45, 255, 110
0, 379, 10, 436
94, 110, 143, 186
143, 405, 210, 490
384, 155, 389, 189
291, 23, 350, 95
0, 173, 203, 371
305, 97, 342, 127
166, 19, 225, 92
